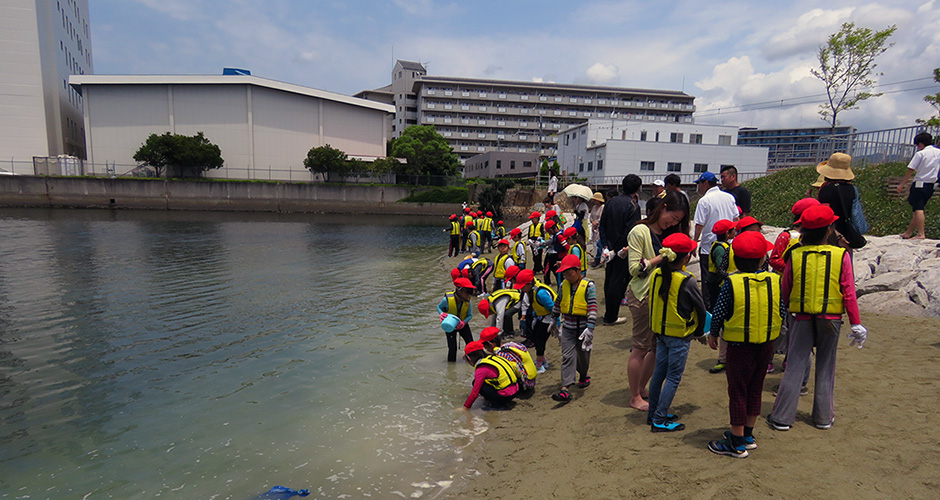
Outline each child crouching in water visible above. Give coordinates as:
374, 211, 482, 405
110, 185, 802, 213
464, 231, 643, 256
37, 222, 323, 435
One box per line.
707, 231, 783, 457
647, 233, 706, 432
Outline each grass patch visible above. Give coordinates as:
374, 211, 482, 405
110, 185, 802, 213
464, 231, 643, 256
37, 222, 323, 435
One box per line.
744, 162, 940, 238
399, 186, 468, 203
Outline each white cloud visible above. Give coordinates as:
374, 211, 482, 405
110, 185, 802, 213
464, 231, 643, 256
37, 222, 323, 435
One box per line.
132, 0, 200, 21
584, 63, 620, 85
762, 8, 853, 61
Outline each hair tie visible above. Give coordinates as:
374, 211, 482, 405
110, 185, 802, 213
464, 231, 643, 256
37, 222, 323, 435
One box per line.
659, 247, 677, 262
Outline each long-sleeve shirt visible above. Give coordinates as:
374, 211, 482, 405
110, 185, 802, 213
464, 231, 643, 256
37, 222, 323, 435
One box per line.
512, 241, 527, 266
710, 270, 787, 337
627, 223, 661, 300
551, 279, 597, 330
490, 295, 520, 333
464, 363, 519, 408
438, 296, 472, 322
769, 230, 797, 273
521, 287, 557, 324
781, 250, 861, 325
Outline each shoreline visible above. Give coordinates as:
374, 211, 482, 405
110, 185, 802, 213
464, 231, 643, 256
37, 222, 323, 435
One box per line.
439, 247, 940, 499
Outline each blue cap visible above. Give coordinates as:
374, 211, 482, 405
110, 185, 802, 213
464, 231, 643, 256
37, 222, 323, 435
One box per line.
695, 171, 717, 183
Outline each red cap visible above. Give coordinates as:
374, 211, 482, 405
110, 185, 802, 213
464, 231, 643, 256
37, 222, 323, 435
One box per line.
545, 210, 557, 218
513, 269, 535, 289
497, 238, 510, 246
486, 211, 493, 217
712, 219, 735, 235
509, 227, 521, 237
464, 207, 471, 213
479, 327, 500, 343
478, 299, 490, 318
453, 277, 476, 290
562, 227, 577, 239
791, 198, 821, 217
505, 265, 520, 281
797, 204, 839, 229
735, 216, 762, 231
477, 211, 483, 216
449, 214, 457, 220
732, 231, 774, 258
544, 220, 556, 231
556, 254, 582, 273
462, 268, 470, 279
466, 220, 474, 228
450, 268, 460, 281
497, 220, 504, 225
464, 340, 485, 356
529, 211, 541, 220
662, 233, 697, 254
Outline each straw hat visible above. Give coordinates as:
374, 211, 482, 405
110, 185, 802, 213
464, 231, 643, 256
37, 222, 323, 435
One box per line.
591, 192, 605, 202
810, 174, 826, 188
816, 152, 854, 181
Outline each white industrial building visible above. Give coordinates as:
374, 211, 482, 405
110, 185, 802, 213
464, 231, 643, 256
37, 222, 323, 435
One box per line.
557, 120, 769, 184
69, 74, 395, 181
1, 0, 92, 165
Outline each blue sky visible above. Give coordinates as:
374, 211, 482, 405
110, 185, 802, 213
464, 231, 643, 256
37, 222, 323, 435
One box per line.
89, 0, 940, 132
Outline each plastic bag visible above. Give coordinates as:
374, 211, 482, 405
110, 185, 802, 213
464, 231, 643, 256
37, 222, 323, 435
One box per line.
251, 486, 310, 499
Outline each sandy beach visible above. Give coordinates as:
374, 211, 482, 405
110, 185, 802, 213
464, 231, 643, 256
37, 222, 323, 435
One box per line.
441, 252, 940, 499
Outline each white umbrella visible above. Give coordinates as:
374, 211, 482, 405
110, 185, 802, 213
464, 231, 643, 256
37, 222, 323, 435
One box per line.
562, 183, 594, 200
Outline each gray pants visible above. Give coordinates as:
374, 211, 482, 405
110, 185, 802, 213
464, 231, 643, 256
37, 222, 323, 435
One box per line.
769, 317, 841, 426
559, 319, 590, 387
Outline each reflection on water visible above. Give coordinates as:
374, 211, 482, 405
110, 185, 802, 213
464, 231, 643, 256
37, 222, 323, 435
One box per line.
0, 209, 483, 499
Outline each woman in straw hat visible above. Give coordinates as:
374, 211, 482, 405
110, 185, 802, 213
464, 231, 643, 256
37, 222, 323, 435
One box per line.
815, 152, 867, 249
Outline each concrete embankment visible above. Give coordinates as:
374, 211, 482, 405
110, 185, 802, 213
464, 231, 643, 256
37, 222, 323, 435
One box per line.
0, 176, 461, 215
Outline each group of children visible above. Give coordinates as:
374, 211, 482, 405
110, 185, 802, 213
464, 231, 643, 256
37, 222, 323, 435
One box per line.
447, 208, 507, 257
441, 196, 868, 459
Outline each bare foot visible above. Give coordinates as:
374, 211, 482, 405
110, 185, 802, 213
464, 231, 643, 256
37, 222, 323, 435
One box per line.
629, 396, 649, 411
911, 235, 926, 240
640, 389, 650, 400
900, 233, 912, 239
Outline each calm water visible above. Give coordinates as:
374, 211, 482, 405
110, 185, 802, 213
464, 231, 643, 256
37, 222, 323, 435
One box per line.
0, 209, 486, 499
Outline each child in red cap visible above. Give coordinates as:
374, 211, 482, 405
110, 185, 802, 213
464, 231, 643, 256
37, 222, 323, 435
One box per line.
527, 212, 545, 274
707, 231, 783, 457
479, 211, 495, 253
461, 341, 520, 409
562, 226, 588, 277
509, 227, 527, 270
493, 239, 515, 290
706, 218, 736, 374
446, 214, 461, 257
540, 220, 562, 285
480, 326, 537, 390
478, 286, 522, 339
515, 268, 557, 372
647, 233, 706, 432
438, 278, 477, 362
767, 204, 867, 432
549, 254, 597, 403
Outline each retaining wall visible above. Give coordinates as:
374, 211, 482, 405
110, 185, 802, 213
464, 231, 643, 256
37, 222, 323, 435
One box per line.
0, 176, 460, 215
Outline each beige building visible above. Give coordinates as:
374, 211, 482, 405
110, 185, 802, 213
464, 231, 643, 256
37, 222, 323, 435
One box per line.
70, 74, 394, 181
463, 151, 540, 179
1, 0, 93, 165
357, 60, 695, 163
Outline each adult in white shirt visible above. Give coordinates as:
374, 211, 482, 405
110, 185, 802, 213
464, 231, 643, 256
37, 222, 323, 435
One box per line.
692, 171, 739, 307
897, 132, 940, 240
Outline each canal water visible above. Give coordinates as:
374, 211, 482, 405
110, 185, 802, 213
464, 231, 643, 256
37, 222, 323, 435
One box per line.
0, 209, 486, 499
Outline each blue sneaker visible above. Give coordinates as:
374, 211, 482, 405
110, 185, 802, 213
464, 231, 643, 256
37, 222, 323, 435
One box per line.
743, 435, 757, 450
707, 431, 749, 458
650, 421, 685, 432
646, 413, 679, 426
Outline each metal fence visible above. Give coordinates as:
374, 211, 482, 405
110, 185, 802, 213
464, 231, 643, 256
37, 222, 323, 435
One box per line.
816, 124, 940, 166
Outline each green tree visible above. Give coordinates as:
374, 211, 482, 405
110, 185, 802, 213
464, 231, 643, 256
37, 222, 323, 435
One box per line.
303, 144, 349, 181
369, 156, 401, 174
917, 67, 940, 127
812, 22, 897, 129
133, 131, 224, 178
387, 125, 460, 177
539, 159, 550, 176
477, 179, 514, 220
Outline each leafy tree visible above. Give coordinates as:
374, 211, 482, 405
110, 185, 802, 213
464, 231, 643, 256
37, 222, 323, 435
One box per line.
477, 179, 514, 220
133, 131, 223, 178
540, 159, 550, 176
812, 22, 897, 129
369, 156, 401, 174
916, 68, 940, 127
303, 144, 349, 181
388, 125, 460, 177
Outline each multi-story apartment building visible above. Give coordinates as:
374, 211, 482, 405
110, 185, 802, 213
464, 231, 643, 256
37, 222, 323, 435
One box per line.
358, 60, 696, 163
1, 0, 93, 164
737, 126, 856, 170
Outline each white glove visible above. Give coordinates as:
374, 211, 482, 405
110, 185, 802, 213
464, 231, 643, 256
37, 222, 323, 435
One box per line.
579, 327, 594, 351
616, 247, 628, 259
849, 324, 867, 349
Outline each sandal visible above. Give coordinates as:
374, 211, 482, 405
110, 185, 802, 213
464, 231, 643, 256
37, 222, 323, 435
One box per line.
577, 376, 591, 388
646, 413, 679, 425
551, 389, 572, 402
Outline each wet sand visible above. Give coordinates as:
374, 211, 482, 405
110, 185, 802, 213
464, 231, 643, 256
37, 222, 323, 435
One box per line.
441, 253, 940, 499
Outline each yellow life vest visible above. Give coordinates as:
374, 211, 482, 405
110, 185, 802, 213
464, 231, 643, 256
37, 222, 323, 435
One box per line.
528, 222, 543, 239
494, 253, 510, 278
497, 344, 537, 381
445, 291, 470, 321
723, 272, 782, 343
708, 241, 737, 274
789, 245, 845, 315
560, 278, 591, 316
511, 240, 525, 263
477, 354, 519, 390
488, 288, 521, 309
449, 221, 460, 236
531, 280, 557, 317
471, 258, 491, 274
479, 217, 493, 232
463, 215, 473, 228
495, 226, 506, 238
649, 268, 698, 338
572, 243, 587, 273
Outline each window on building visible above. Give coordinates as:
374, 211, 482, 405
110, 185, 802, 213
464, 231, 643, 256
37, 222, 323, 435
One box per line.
510, 161, 516, 170
597, 160, 603, 170
496, 160, 502, 169
640, 161, 655, 171
694, 163, 708, 173
579, 163, 584, 172
587, 161, 593, 171
523, 161, 532, 168
655, 132, 660, 142
564, 134, 569, 146
718, 135, 732, 145
667, 162, 682, 172
640, 131, 647, 141
690, 133, 703, 144
670, 133, 683, 143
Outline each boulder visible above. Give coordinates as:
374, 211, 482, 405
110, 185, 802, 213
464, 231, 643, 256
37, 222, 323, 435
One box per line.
856, 271, 917, 296
856, 291, 926, 317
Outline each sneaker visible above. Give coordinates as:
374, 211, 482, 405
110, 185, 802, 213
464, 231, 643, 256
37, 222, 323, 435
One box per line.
815, 418, 834, 430
766, 415, 791, 431
651, 421, 686, 432
766, 363, 775, 374
709, 362, 726, 374
577, 376, 591, 388
646, 413, 679, 426
800, 386, 809, 396
707, 432, 749, 458
602, 317, 628, 326
542, 361, 551, 370
743, 435, 758, 450
536, 364, 547, 374
551, 389, 572, 403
